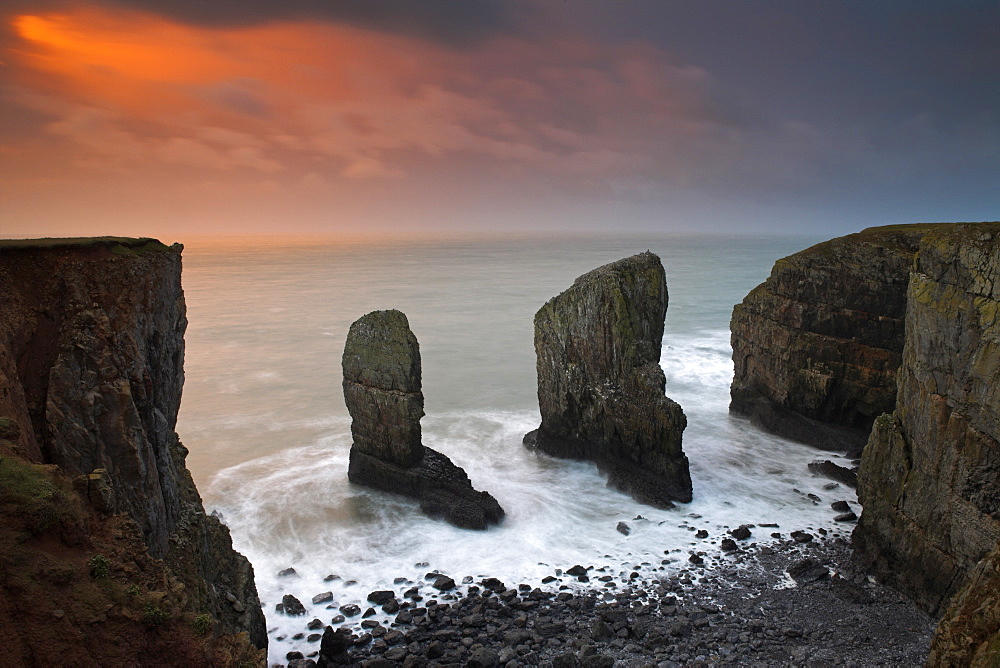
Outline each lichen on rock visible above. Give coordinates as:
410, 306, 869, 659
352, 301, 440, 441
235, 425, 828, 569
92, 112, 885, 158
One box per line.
524, 251, 690, 507
343, 309, 504, 529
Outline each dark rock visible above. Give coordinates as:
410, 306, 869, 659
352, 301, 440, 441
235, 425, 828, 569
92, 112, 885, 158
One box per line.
695, 529, 708, 539
362, 607, 376, 618
432, 576, 456, 591
312, 591, 333, 605
790, 531, 813, 543
831, 500, 852, 512
720, 538, 738, 552
317, 626, 355, 668
426, 641, 446, 659
731, 526, 751, 540
481, 578, 505, 591
343, 309, 504, 529
339, 604, 361, 617
283, 594, 307, 616
467, 647, 500, 667
524, 252, 691, 507
566, 565, 589, 577
787, 558, 829, 583
834, 512, 858, 522
367, 590, 396, 605
382, 598, 400, 614
279, 567, 299, 577
689, 554, 704, 565
808, 460, 858, 488
323, 574, 340, 582
307, 618, 324, 630
616, 521, 631, 536
287, 651, 305, 661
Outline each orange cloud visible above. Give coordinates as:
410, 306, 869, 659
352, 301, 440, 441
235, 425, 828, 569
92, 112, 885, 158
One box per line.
4, 5, 726, 197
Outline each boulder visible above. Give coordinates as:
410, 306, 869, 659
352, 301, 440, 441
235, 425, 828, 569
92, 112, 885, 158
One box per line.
342, 310, 504, 529
524, 252, 690, 507
808, 460, 858, 488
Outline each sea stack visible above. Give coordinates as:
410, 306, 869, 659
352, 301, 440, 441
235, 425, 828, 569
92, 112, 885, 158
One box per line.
343, 309, 504, 529
524, 252, 691, 507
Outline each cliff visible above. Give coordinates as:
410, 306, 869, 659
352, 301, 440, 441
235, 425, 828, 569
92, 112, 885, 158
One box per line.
730, 225, 943, 456
854, 224, 1000, 619
0, 238, 266, 662
343, 309, 504, 529
524, 252, 690, 507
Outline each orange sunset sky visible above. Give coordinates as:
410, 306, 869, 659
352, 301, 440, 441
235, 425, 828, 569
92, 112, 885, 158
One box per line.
1, 1, 998, 239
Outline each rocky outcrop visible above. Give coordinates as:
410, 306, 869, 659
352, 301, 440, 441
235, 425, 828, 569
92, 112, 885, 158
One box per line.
523, 252, 690, 507
854, 224, 1000, 617
343, 309, 504, 529
730, 225, 945, 456
928, 544, 1000, 666
0, 237, 266, 651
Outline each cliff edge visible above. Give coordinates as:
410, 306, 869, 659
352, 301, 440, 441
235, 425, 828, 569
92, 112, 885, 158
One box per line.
0, 237, 266, 663
524, 252, 690, 507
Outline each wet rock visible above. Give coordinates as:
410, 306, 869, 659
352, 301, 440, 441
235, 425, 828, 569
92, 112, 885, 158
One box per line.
367, 590, 395, 605
279, 567, 299, 578
616, 521, 631, 536
566, 565, 589, 577
312, 591, 333, 605
524, 252, 690, 507
831, 500, 852, 512
432, 576, 456, 591
790, 531, 813, 543
720, 538, 738, 552
307, 618, 324, 631
808, 460, 858, 488
467, 647, 500, 667
316, 626, 355, 668
282, 594, 307, 616
731, 526, 751, 540
339, 604, 361, 617
695, 529, 709, 539
834, 512, 858, 522
343, 309, 504, 529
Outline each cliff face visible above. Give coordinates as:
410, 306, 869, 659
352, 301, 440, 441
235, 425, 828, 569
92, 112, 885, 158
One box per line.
0, 238, 266, 652
343, 309, 504, 529
730, 226, 940, 456
524, 252, 690, 507
854, 224, 1000, 617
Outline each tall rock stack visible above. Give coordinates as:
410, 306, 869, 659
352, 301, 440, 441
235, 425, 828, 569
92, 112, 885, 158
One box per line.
854, 224, 1000, 619
729, 225, 943, 456
524, 252, 691, 508
343, 309, 504, 530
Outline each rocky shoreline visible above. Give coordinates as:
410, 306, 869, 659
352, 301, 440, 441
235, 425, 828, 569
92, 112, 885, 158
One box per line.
269, 522, 933, 667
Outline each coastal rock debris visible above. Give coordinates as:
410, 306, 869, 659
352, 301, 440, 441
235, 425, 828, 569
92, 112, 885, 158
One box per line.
342, 309, 504, 530
524, 252, 691, 507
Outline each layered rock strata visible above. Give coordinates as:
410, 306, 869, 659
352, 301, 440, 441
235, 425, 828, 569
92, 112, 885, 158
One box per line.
854, 223, 1000, 618
523, 252, 690, 507
730, 225, 943, 456
0, 238, 266, 650
342, 309, 504, 530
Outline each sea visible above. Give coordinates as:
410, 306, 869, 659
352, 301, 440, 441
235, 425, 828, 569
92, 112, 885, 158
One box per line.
175, 233, 856, 659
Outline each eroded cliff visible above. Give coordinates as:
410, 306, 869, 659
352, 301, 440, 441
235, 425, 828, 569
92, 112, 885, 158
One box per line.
854, 224, 1000, 619
730, 225, 943, 456
0, 238, 266, 661
524, 252, 690, 507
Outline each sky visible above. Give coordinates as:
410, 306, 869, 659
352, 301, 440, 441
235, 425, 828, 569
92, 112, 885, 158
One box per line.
1, 0, 998, 239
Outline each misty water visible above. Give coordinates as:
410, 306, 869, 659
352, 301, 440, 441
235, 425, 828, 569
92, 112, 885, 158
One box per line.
176, 233, 855, 660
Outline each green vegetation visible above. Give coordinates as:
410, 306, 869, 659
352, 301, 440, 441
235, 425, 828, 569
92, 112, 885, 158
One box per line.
0, 417, 19, 441
125, 584, 141, 598
0, 236, 160, 249
89, 554, 110, 579
192, 613, 212, 635
0, 455, 57, 505
143, 602, 170, 627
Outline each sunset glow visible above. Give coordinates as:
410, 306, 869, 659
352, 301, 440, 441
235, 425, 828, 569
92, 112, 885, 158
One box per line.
1, 1, 997, 238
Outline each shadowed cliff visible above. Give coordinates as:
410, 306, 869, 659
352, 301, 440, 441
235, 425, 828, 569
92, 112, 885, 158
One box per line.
0, 237, 266, 663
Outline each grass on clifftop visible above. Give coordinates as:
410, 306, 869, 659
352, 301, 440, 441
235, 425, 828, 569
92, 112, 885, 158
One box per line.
0, 237, 170, 253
